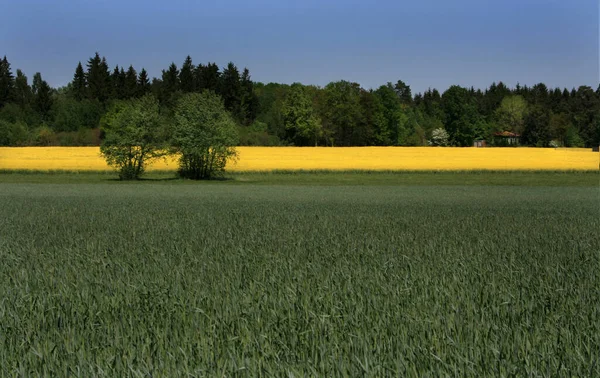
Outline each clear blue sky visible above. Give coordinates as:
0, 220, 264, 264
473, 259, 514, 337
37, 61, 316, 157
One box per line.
1, 0, 598, 93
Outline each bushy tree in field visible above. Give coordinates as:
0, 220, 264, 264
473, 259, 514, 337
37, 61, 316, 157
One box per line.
429, 127, 449, 146
173, 91, 238, 179
100, 95, 166, 180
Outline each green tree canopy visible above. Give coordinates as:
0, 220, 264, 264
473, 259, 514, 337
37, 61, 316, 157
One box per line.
172, 91, 238, 179
282, 83, 322, 146
100, 95, 166, 179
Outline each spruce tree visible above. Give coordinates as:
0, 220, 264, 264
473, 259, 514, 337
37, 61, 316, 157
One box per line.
86, 53, 110, 102
161, 63, 179, 95
220, 62, 242, 118
32, 72, 53, 121
14, 69, 32, 107
111, 66, 124, 99
240, 68, 258, 124
137, 68, 150, 96
72, 62, 87, 100
0, 56, 15, 108
124, 65, 138, 98
179, 56, 195, 93
197, 62, 220, 93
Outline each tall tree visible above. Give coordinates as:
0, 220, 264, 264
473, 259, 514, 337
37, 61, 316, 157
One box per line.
137, 68, 150, 96
321, 81, 366, 146
179, 56, 195, 93
442, 85, 481, 146
86, 53, 110, 102
220, 62, 242, 119
124, 65, 138, 98
111, 65, 126, 100
72, 62, 87, 100
282, 83, 322, 146
495, 95, 528, 133
0, 56, 15, 108
240, 68, 258, 125
14, 69, 32, 108
160, 63, 180, 104
522, 105, 551, 146
393, 80, 412, 105
32, 72, 53, 121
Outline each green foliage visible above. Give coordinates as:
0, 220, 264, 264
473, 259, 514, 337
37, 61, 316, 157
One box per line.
282, 83, 322, 146
495, 95, 527, 133
322, 81, 366, 146
100, 95, 167, 180
72, 62, 87, 100
0, 56, 15, 108
0, 119, 29, 145
442, 86, 482, 146
51, 97, 103, 132
172, 91, 239, 179
522, 105, 551, 147
0, 183, 598, 375
220, 62, 242, 120
86, 53, 111, 102
179, 56, 195, 93
32, 73, 54, 121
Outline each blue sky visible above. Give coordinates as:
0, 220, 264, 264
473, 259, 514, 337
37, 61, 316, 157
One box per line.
1, 0, 598, 93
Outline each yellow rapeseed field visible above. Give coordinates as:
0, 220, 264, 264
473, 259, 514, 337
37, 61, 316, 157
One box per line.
0, 147, 597, 171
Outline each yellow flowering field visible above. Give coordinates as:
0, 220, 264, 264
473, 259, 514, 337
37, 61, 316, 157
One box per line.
0, 147, 597, 171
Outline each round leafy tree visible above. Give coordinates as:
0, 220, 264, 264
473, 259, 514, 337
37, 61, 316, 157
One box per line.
173, 91, 239, 179
100, 95, 166, 180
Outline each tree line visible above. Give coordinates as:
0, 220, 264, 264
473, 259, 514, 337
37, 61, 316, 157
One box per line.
1, 53, 599, 148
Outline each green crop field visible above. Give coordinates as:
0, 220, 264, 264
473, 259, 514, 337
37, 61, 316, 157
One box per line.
0, 174, 599, 376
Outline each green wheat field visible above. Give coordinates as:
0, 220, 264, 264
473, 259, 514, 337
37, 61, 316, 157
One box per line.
0, 173, 599, 376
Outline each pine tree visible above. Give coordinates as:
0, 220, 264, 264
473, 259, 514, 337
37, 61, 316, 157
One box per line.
14, 69, 32, 107
86, 53, 110, 102
32, 72, 53, 121
161, 63, 179, 96
124, 65, 138, 98
111, 66, 124, 99
240, 68, 258, 124
72, 62, 87, 100
220, 62, 242, 118
394, 80, 412, 105
195, 62, 220, 92
0, 56, 15, 108
137, 68, 150, 96
179, 56, 195, 93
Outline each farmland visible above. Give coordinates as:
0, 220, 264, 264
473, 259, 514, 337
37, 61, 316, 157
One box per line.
0, 177, 598, 376
0, 146, 598, 172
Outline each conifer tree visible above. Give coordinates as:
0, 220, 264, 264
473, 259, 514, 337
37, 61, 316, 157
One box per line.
137, 68, 151, 96
14, 69, 32, 107
124, 65, 138, 98
32, 72, 53, 121
72, 62, 87, 100
0, 56, 15, 108
240, 68, 258, 124
179, 56, 195, 93
220, 62, 242, 118
195, 62, 220, 93
161, 63, 179, 95
86, 53, 110, 102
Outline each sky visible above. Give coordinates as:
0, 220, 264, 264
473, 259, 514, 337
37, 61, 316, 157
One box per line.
1, 0, 598, 94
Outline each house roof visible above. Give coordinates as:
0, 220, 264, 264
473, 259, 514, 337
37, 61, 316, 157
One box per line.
493, 131, 521, 137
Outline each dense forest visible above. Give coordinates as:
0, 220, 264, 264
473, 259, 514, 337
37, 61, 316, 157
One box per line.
0, 53, 599, 148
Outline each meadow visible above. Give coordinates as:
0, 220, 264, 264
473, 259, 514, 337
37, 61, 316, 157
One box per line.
0, 146, 598, 171
0, 177, 598, 376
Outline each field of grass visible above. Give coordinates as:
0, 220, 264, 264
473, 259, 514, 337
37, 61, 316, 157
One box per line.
0, 146, 598, 171
1, 176, 598, 376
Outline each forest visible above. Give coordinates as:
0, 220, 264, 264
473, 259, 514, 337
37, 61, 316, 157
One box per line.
0, 53, 599, 148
